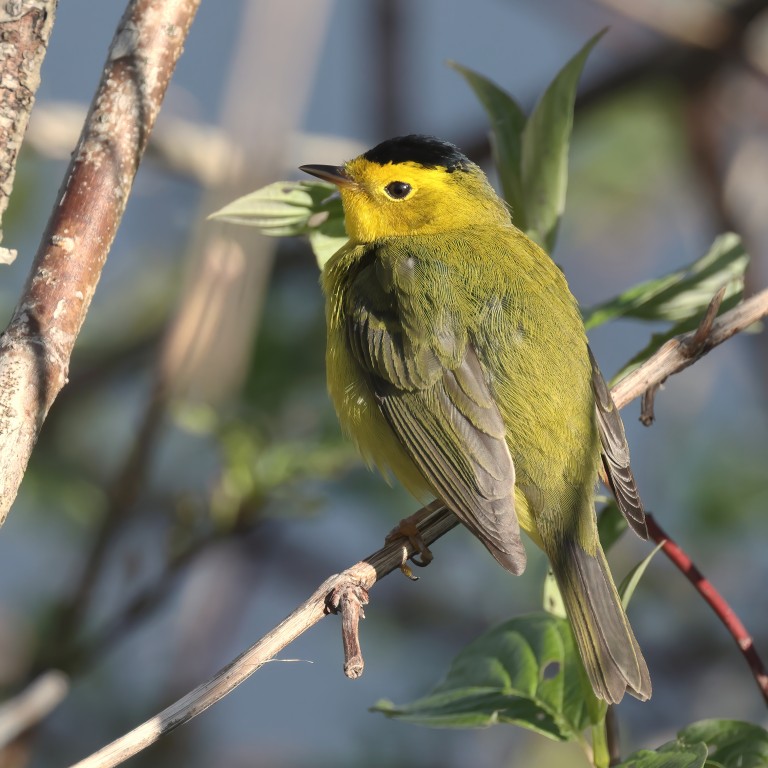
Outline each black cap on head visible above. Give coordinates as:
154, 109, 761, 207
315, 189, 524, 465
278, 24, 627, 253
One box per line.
362, 135, 471, 173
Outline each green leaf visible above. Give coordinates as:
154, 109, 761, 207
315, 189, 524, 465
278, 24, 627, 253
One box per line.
372, 613, 603, 742
678, 720, 768, 768
449, 62, 527, 229
307, 203, 348, 269
615, 739, 708, 768
597, 501, 628, 552
590, 233, 750, 382
542, 571, 566, 619
208, 181, 347, 269
615, 720, 768, 768
619, 542, 664, 609
584, 233, 748, 331
521, 30, 605, 252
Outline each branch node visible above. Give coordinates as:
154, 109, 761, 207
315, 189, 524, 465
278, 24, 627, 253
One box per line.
326, 579, 369, 680
640, 383, 660, 426
683, 285, 727, 357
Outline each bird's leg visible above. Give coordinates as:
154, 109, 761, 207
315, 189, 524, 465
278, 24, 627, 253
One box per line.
385, 499, 444, 575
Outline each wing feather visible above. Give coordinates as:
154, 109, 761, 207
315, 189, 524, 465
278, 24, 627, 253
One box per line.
376, 350, 526, 574
589, 347, 647, 539
345, 252, 526, 573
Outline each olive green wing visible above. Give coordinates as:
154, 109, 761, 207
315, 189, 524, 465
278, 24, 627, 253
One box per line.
589, 347, 647, 539
346, 252, 526, 574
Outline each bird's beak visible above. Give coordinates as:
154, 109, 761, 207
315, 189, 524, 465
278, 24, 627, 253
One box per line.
299, 164, 354, 187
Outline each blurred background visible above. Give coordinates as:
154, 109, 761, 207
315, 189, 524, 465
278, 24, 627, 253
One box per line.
0, 0, 767, 765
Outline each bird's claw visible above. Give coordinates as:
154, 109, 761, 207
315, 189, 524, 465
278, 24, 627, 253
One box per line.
386, 516, 434, 578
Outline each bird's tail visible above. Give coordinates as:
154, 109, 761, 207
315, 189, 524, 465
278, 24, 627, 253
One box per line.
549, 537, 651, 704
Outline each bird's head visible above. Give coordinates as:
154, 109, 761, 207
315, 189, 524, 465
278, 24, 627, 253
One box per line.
301, 135, 510, 243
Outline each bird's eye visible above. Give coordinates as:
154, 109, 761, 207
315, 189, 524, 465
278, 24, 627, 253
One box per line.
384, 181, 412, 200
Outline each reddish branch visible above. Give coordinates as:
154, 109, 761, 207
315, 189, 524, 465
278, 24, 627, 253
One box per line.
646, 514, 768, 705
0, 0, 201, 525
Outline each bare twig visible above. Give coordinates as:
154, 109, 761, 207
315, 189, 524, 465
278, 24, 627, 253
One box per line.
645, 514, 768, 706
70, 506, 458, 768
27, 102, 238, 187
55, 391, 167, 648
639, 286, 727, 426
591, 0, 733, 49
682, 285, 727, 355
0, 671, 68, 748
639, 386, 658, 426
0, 1, 56, 251
70, 286, 768, 767
0, 0, 201, 526
327, 583, 369, 679
611, 286, 768, 409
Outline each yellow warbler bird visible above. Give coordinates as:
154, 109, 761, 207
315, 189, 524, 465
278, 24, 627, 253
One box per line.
301, 135, 651, 704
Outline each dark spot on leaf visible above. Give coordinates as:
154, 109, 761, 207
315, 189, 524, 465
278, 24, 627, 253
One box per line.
542, 661, 560, 680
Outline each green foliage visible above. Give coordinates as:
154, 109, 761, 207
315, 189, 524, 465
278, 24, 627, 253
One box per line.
680, 720, 768, 768
583, 233, 747, 330
452, 31, 605, 252
584, 232, 749, 380
614, 740, 708, 768
618, 542, 664, 610
205, 417, 355, 528
209, 181, 347, 269
447, 61, 527, 231
373, 614, 604, 745
596, 501, 628, 552
616, 721, 768, 768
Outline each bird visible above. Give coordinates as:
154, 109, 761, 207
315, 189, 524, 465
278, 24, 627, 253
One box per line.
300, 134, 651, 704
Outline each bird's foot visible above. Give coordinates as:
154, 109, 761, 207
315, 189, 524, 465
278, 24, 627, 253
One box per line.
386, 510, 435, 579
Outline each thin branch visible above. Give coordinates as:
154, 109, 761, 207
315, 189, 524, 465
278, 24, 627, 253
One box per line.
605, 706, 621, 766
26, 102, 238, 188
646, 513, 768, 705
71, 287, 768, 767
0, 0, 201, 526
591, 0, 734, 49
0, 0, 57, 258
53, 390, 168, 652
639, 286, 727, 426
70, 506, 459, 768
611, 286, 768, 409
0, 671, 68, 748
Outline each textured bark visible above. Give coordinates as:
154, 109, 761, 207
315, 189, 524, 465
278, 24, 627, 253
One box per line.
0, 0, 201, 524
0, 0, 57, 256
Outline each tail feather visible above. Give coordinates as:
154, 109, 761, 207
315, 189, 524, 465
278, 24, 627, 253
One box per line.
551, 538, 651, 704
